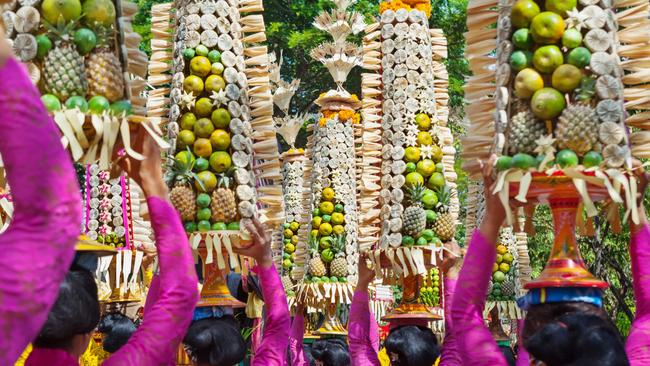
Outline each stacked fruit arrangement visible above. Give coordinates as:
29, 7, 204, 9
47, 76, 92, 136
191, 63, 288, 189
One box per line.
162, 0, 278, 235
488, 242, 517, 302
279, 151, 306, 293
379, 0, 431, 18
305, 188, 350, 284
419, 267, 441, 307
2, 0, 148, 166
494, 0, 633, 172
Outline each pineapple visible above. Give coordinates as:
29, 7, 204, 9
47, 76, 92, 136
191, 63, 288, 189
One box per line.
43, 20, 88, 101
556, 104, 599, 155
330, 234, 348, 278
403, 184, 427, 238
501, 277, 515, 297
211, 174, 238, 222
86, 25, 125, 102
507, 110, 547, 155
433, 185, 456, 241
308, 235, 327, 277
165, 158, 198, 222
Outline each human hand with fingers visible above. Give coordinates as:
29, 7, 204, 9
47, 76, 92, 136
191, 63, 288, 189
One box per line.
357, 252, 376, 291
233, 217, 273, 268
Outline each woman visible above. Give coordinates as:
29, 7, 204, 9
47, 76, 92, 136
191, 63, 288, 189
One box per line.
451, 156, 648, 365
27, 135, 200, 364
182, 217, 291, 366
310, 338, 350, 366
0, 51, 82, 364
97, 313, 137, 353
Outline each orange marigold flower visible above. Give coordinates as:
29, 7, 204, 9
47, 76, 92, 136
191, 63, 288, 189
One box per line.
319, 117, 328, 126
339, 110, 355, 121
352, 113, 361, 124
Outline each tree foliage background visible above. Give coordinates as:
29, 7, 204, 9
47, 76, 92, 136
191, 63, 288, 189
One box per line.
132, 0, 637, 334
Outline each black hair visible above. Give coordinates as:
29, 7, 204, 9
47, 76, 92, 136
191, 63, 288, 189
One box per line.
384, 325, 440, 366
97, 313, 137, 353
523, 301, 609, 342
183, 315, 246, 366
33, 269, 100, 349
310, 338, 350, 366
525, 312, 629, 366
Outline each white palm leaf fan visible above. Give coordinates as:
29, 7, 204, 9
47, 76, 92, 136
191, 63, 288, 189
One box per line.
275, 113, 307, 149
314, 10, 366, 44
310, 42, 363, 89
273, 79, 301, 115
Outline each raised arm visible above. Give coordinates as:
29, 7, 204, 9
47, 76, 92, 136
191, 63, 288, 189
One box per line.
439, 277, 461, 365
348, 254, 381, 366
451, 156, 507, 366
626, 165, 650, 366
105, 137, 199, 365
0, 58, 82, 364
236, 218, 290, 366
288, 309, 307, 365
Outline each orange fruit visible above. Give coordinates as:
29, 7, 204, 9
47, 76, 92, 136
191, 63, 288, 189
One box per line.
530, 12, 565, 44
415, 113, 431, 130
209, 129, 231, 151
545, 0, 576, 17
180, 112, 197, 130
195, 171, 217, 192
194, 98, 213, 118
41, 0, 82, 24
178, 130, 195, 149
511, 0, 540, 29
190, 56, 211, 77
551, 64, 583, 93
416, 159, 436, 177
193, 118, 215, 138
514, 68, 544, 98
431, 145, 443, 163
405, 172, 425, 187
322, 187, 335, 201
533, 45, 564, 73
183, 75, 204, 96
205, 75, 226, 93
209, 151, 232, 173
211, 108, 231, 129
193, 138, 213, 158
319, 201, 334, 215
404, 146, 421, 163
531, 88, 566, 120
417, 131, 433, 146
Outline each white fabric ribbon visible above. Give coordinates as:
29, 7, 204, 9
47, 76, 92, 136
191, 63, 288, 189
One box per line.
205, 234, 214, 265
191, 234, 201, 263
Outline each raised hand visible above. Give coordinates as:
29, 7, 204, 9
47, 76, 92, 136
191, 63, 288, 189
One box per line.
356, 252, 376, 291
233, 217, 273, 268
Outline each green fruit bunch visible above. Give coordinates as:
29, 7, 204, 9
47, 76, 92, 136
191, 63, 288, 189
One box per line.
282, 221, 300, 272
420, 267, 441, 307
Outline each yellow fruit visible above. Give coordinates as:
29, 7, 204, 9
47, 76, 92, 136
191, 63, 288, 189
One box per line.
289, 222, 300, 232
319, 222, 333, 236
183, 75, 204, 96
415, 113, 431, 130
511, 0, 540, 29
322, 187, 335, 201
194, 118, 215, 138
530, 12, 565, 44
193, 138, 213, 158
496, 245, 508, 255
405, 172, 424, 187
320, 201, 334, 215
285, 243, 296, 254
290, 235, 299, 245
284, 228, 294, 238
331, 212, 344, 225
194, 98, 213, 118
190, 56, 211, 77
417, 131, 433, 146
333, 224, 345, 235
180, 112, 197, 130
178, 130, 195, 149
405, 146, 421, 162
311, 229, 320, 237
210, 129, 231, 151
205, 75, 226, 93
493, 263, 499, 273
514, 68, 544, 99
209, 151, 232, 173
196, 171, 217, 192
431, 145, 443, 163
499, 263, 511, 273
312, 216, 323, 228
41, 0, 82, 24
551, 64, 582, 93
82, 0, 115, 27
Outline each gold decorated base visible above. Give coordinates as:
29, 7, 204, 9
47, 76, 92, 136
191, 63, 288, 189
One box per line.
382, 302, 442, 322
314, 302, 347, 336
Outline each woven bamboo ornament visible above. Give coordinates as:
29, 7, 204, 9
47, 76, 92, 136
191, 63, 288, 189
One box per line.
3, 0, 162, 169
357, 3, 457, 323
151, 0, 283, 259
294, 2, 365, 329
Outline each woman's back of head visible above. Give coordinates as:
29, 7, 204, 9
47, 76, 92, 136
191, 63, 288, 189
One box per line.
525, 312, 629, 366
384, 325, 439, 366
97, 313, 137, 353
33, 268, 100, 349
310, 338, 350, 366
183, 315, 246, 366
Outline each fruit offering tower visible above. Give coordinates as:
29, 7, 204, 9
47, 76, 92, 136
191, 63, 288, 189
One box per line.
293, 0, 364, 335
1, 0, 165, 169
268, 52, 304, 298
359, 1, 458, 321
485, 228, 523, 318
462, 0, 650, 290
147, 0, 282, 307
